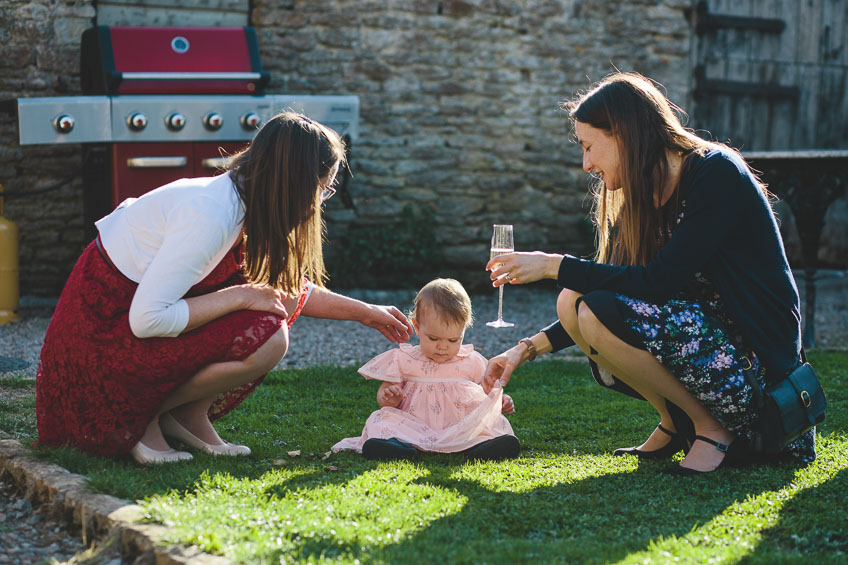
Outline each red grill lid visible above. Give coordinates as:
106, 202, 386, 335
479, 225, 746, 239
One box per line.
81, 26, 269, 95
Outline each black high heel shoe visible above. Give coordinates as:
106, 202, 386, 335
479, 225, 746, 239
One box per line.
662, 435, 743, 476
613, 423, 685, 460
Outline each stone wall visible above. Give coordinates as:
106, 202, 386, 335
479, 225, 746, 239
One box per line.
255, 0, 695, 289
1, 0, 697, 295
1, 0, 95, 296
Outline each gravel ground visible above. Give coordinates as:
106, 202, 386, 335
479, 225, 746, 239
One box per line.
0, 286, 583, 378
0, 479, 122, 564
2, 272, 845, 377
0, 483, 79, 563
1, 273, 845, 564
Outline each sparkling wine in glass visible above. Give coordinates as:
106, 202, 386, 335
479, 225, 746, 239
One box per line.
487, 224, 515, 328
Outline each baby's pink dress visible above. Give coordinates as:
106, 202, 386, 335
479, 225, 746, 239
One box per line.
332, 343, 515, 453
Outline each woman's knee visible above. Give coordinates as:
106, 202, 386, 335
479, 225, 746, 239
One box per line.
557, 289, 582, 335
244, 326, 288, 374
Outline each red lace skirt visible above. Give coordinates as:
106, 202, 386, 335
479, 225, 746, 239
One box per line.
35, 240, 306, 456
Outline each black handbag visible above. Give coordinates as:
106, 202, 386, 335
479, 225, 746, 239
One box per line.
744, 353, 827, 455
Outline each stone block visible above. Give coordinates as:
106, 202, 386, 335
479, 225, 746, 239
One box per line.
52, 17, 89, 44
443, 244, 486, 265
355, 59, 393, 82
354, 158, 393, 176
356, 195, 406, 217
13, 2, 50, 21
413, 171, 457, 188
398, 187, 439, 202
323, 207, 357, 224
1, 45, 36, 67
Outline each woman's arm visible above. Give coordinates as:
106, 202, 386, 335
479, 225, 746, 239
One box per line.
128, 208, 240, 337
301, 285, 414, 343
554, 154, 753, 301
181, 284, 289, 333
487, 251, 563, 287
483, 332, 553, 392
489, 153, 755, 303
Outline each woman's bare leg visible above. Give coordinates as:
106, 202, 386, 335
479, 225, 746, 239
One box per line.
138, 326, 288, 449
557, 290, 676, 451
573, 301, 734, 471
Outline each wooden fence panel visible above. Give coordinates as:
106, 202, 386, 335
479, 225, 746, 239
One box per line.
690, 0, 848, 151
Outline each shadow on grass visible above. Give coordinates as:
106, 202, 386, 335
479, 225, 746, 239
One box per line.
259, 457, 804, 564
19, 352, 846, 563
388, 465, 798, 563
739, 467, 848, 563
32, 351, 846, 504
245, 355, 845, 563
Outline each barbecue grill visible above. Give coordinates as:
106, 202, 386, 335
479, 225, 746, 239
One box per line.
14, 25, 359, 240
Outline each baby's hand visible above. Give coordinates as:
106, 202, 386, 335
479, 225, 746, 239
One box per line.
501, 393, 515, 415
381, 384, 405, 407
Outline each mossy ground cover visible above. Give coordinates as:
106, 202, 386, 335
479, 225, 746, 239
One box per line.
2, 351, 846, 563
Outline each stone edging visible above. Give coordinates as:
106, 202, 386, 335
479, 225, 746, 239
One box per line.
0, 438, 231, 565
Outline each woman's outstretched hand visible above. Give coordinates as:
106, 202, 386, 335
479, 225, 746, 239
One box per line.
361, 304, 414, 343
487, 251, 564, 287
299, 287, 413, 342
482, 344, 525, 393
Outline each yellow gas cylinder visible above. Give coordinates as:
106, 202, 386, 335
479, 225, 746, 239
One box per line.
0, 183, 20, 325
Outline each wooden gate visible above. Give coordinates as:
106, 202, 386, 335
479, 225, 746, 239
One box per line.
687, 0, 848, 151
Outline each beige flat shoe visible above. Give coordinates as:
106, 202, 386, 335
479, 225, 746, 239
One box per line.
129, 441, 193, 465
160, 412, 251, 456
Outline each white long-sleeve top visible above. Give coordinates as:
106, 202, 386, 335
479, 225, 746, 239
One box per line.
95, 174, 244, 338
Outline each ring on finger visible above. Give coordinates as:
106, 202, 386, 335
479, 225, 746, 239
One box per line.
505, 274, 512, 282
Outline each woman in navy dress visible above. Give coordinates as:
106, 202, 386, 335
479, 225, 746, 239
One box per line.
484, 72, 813, 475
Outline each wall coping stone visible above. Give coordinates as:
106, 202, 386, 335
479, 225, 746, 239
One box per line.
0, 438, 232, 565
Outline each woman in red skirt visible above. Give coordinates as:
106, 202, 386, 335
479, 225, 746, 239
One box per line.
36, 112, 413, 464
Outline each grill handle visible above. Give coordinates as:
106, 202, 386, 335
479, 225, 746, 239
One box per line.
104, 70, 271, 94
121, 72, 266, 81
126, 157, 188, 168
201, 157, 233, 170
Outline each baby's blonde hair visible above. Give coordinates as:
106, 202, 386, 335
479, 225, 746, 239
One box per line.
412, 278, 473, 329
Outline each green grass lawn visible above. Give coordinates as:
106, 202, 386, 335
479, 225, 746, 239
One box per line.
2, 351, 847, 564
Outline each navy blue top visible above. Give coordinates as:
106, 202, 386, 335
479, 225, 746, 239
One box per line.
542, 148, 802, 382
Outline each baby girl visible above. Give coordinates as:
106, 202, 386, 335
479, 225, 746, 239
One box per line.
333, 278, 519, 461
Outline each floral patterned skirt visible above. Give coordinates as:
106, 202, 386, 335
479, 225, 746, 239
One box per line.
35, 240, 306, 457
579, 289, 815, 462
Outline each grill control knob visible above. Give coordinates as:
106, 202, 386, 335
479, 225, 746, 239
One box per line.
53, 114, 75, 134
203, 112, 224, 131
240, 112, 261, 130
166, 112, 187, 131
127, 112, 148, 131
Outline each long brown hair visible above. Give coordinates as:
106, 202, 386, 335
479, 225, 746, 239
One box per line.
563, 72, 766, 266
227, 112, 346, 294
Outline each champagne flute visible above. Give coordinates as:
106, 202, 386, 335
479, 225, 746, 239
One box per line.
487, 224, 515, 328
